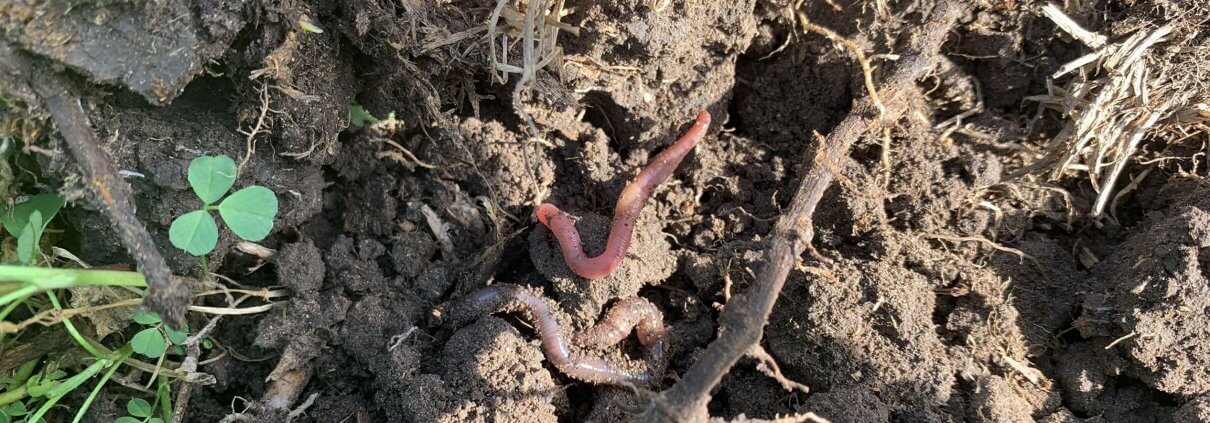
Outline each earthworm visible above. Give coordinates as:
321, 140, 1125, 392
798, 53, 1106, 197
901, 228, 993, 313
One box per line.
440, 284, 667, 386
537, 110, 711, 279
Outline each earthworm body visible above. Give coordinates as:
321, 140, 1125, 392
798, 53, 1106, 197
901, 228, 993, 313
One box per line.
537, 110, 711, 279
441, 284, 667, 386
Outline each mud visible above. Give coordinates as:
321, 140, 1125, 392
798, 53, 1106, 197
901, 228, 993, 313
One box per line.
1, 0, 1208, 422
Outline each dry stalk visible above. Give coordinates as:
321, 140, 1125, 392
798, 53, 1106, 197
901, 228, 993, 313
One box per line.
1040, 3, 1105, 48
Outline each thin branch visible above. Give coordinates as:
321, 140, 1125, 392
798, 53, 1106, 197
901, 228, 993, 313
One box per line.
635, 2, 966, 420
32, 76, 188, 328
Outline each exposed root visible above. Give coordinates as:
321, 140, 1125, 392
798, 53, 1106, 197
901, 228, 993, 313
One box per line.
1, 285, 284, 335
374, 138, 438, 170
747, 344, 810, 394
238, 83, 271, 175
919, 233, 1043, 274
713, 412, 832, 423
999, 351, 1050, 389
795, 5, 885, 116
1104, 331, 1139, 350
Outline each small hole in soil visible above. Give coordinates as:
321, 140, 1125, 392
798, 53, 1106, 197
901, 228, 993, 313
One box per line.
174, 75, 237, 112
725, 91, 745, 135
941, 157, 972, 183
580, 90, 626, 154
1057, 320, 1086, 344
932, 293, 959, 342
560, 383, 595, 422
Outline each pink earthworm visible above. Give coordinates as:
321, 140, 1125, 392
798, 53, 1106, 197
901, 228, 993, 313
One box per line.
440, 284, 667, 386
537, 110, 711, 279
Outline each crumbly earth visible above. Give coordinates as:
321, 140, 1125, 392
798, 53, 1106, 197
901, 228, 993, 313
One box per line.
0, 0, 1207, 422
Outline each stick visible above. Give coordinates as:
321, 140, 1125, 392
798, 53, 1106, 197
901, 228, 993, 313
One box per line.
33, 76, 190, 328
636, 2, 965, 420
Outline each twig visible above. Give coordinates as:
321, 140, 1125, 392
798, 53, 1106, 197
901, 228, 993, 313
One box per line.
32, 76, 188, 328
636, 2, 965, 420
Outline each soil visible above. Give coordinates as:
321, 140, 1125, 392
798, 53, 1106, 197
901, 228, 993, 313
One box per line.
1, 0, 1208, 422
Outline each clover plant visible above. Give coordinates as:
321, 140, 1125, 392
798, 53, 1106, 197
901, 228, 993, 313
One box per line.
169, 155, 278, 256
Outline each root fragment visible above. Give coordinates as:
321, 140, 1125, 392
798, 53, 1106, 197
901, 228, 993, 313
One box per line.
795, 8, 885, 115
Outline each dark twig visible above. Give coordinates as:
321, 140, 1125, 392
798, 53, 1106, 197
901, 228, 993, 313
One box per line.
32, 76, 190, 328
636, 2, 966, 420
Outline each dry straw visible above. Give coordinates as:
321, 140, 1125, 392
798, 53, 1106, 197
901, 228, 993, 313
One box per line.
487, 0, 573, 134
1025, 3, 1209, 218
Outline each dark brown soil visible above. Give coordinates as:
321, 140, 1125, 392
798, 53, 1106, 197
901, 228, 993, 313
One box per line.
1, 0, 1208, 422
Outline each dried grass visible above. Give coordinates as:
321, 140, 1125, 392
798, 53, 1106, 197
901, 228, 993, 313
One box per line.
487, 0, 572, 134
1023, 3, 1209, 218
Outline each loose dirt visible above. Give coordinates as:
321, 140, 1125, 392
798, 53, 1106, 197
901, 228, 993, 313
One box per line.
1, 0, 1208, 421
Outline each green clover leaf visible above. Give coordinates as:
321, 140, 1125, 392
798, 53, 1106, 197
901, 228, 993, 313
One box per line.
1, 194, 64, 238
132, 309, 162, 325
131, 328, 167, 358
218, 186, 278, 241
165, 324, 189, 345
187, 156, 237, 205
127, 398, 152, 418
3, 402, 27, 416
169, 210, 219, 256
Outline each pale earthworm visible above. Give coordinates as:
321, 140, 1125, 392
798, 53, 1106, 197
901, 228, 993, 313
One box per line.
537, 110, 711, 279
440, 284, 667, 386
